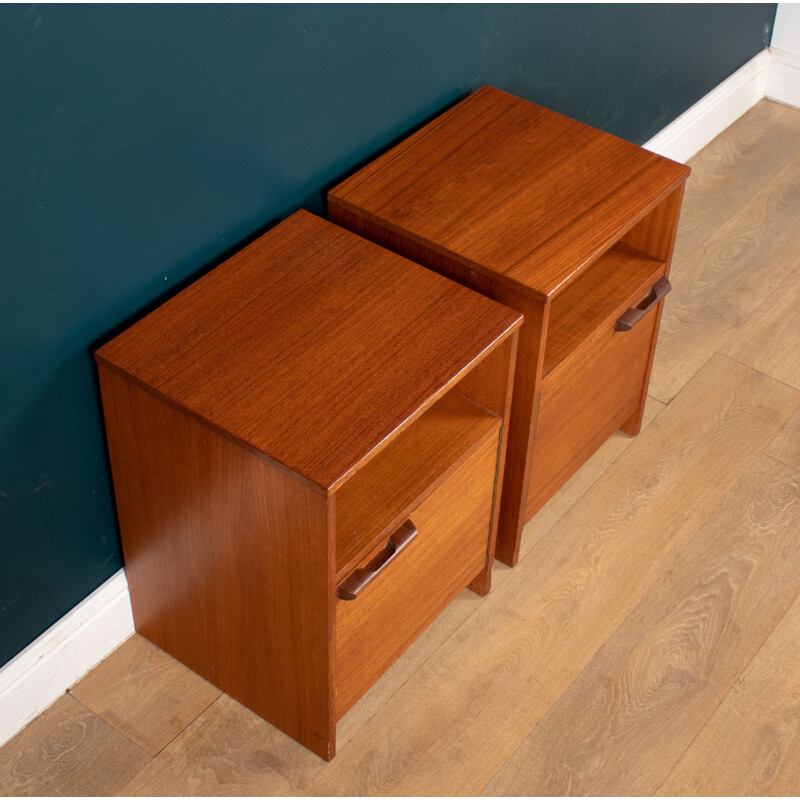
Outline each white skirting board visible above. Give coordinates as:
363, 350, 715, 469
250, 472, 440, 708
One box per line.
644, 49, 770, 162
0, 569, 134, 747
2, 44, 799, 752
767, 47, 800, 110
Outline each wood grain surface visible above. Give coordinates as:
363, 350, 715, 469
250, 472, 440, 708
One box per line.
69, 634, 220, 757
544, 243, 665, 374
330, 87, 686, 566
766, 407, 800, 470
722, 256, 800, 390
96, 210, 521, 492
330, 86, 687, 297
484, 454, 800, 795
658, 586, 800, 796
334, 395, 665, 754
671, 99, 800, 265
336, 431, 498, 718
118, 695, 325, 796
528, 301, 658, 518
651, 153, 800, 404
325, 204, 547, 566
335, 391, 499, 578
516, 395, 666, 565
99, 366, 335, 759
0, 695, 148, 796
305, 355, 799, 796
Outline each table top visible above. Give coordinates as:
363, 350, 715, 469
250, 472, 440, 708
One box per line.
96, 210, 522, 491
330, 86, 690, 298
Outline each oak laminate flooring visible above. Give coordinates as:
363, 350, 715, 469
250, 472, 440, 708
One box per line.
766, 407, 800, 470
305, 355, 799, 796
118, 694, 325, 797
722, 257, 800, 390
69, 634, 221, 757
671, 99, 800, 265
483, 455, 800, 796
658, 587, 800, 796
651, 151, 800, 404
0, 695, 148, 796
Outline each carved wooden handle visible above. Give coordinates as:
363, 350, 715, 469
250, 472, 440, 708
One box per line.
615, 276, 672, 332
337, 519, 418, 601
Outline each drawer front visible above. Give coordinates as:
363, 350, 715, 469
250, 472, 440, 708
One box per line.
335, 430, 500, 719
526, 298, 660, 519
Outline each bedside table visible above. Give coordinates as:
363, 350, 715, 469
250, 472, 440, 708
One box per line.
329, 86, 690, 566
95, 211, 522, 759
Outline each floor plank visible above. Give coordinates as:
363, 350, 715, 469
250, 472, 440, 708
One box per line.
722, 259, 800, 390
658, 585, 800, 796
766, 407, 800, 470
671, 100, 800, 265
304, 355, 799, 796
117, 694, 325, 796
483, 454, 800, 796
651, 151, 800, 404
69, 634, 221, 757
0, 694, 149, 797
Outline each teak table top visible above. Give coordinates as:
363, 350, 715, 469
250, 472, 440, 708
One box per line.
96, 210, 522, 492
330, 86, 690, 298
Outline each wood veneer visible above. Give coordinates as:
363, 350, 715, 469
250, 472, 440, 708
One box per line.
329, 86, 690, 564
95, 210, 521, 759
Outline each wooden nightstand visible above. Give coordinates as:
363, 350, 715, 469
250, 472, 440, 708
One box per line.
329, 86, 690, 566
95, 211, 521, 759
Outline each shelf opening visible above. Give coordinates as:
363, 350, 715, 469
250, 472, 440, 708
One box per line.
334, 390, 500, 580
543, 243, 666, 376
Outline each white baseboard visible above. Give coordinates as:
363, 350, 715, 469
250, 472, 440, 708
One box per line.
767, 46, 800, 110
0, 569, 134, 748
644, 49, 771, 162
1, 41, 797, 755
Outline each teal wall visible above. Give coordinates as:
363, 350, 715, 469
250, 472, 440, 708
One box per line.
0, 4, 776, 666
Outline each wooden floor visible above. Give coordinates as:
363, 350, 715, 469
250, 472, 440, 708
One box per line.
3, 99, 800, 797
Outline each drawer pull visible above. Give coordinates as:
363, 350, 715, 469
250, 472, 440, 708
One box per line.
615, 276, 672, 332
338, 519, 418, 601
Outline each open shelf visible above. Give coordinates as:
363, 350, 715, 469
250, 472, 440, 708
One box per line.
335, 391, 501, 579
543, 243, 665, 377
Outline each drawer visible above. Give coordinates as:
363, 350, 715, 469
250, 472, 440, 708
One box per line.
335, 429, 500, 718
526, 286, 662, 519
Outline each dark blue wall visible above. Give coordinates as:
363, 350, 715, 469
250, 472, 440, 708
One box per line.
0, 3, 776, 666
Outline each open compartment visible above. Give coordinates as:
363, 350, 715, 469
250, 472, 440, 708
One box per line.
334, 336, 515, 581
334, 390, 500, 581
543, 243, 666, 376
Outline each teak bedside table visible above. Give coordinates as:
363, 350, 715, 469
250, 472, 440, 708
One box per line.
95, 211, 522, 759
329, 86, 690, 566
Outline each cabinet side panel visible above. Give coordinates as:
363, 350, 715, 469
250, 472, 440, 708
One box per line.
456, 335, 515, 418
620, 181, 687, 434
621, 182, 686, 263
98, 366, 334, 759
458, 331, 520, 593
